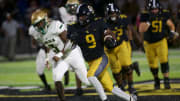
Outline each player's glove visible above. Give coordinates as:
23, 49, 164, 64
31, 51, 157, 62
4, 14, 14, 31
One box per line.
105, 37, 117, 49
168, 31, 179, 40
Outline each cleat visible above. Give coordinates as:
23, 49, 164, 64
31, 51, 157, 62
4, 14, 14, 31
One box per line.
130, 93, 137, 101
132, 62, 141, 76
75, 88, 83, 96
164, 78, 171, 89
44, 84, 51, 91
128, 87, 138, 95
154, 78, 160, 90
104, 99, 110, 101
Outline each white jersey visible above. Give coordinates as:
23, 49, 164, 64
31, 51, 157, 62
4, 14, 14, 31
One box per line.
29, 20, 90, 86
59, 7, 77, 25
29, 20, 73, 56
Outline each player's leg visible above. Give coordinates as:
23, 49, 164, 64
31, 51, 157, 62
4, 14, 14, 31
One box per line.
88, 54, 134, 101
127, 41, 141, 76
157, 38, 171, 89
64, 71, 69, 86
53, 61, 69, 101
105, 47, 123, 90
87, 54, 109, 101
67, 47, 90, 85
36, 49, 50, 90
118, 41, 137, 94
75, 74, 83, 96
66, 46, 90, 96
144, 41, 160, 89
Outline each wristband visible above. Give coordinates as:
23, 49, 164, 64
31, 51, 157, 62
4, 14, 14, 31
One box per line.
146, 22, 151, 26
55, 52, 63, 58
170, 30, 175, 33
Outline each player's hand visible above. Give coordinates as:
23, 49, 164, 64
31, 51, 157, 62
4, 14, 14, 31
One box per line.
53, 56, 60, 62
168, 31, 179, 41
45, 60, 51, 70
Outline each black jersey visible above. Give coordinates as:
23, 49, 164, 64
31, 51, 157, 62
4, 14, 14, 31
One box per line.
140, 10, 170, 43
106, 14, 129, 46
68, 18, 108, 61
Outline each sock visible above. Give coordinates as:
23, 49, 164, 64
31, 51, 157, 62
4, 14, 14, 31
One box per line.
88, 76, 107, 101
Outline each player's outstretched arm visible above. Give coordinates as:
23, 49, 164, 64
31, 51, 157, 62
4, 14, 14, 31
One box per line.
166, 19, 179, 40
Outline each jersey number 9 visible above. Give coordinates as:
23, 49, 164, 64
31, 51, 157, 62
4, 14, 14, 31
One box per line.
85, 34, 96, 48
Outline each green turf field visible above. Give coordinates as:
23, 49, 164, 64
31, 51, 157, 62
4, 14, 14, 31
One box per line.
0, 49, 180, 88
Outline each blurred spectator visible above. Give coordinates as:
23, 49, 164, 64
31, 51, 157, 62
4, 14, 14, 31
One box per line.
121, 0, 140, 25
48, 0, 61, 20
115, 0, 125, 9
1, 13, 21, 61
26, 0, 39, 26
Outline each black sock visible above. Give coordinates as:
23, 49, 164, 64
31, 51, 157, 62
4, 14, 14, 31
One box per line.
39, 74, 48, 87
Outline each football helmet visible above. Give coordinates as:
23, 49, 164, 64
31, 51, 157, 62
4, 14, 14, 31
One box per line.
31, 9, 49, 34
76, 4, 94, 26
105, 3, 120, 21
65, 0, 79, 15
146, 0, 161, 11
106, 3, 120, 15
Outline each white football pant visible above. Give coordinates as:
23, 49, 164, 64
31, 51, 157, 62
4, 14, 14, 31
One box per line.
52, 46, 90, 85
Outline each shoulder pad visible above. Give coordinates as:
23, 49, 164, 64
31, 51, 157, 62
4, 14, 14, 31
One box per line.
94, 17, 102, 21
68, 22, 76, 26
141, 10, 149, 14
162, 9, 170, 13
119, 14, 127, 19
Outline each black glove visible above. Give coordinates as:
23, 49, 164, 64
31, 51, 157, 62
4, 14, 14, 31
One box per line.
67, 32, 79, 44
105, 38, 117, 49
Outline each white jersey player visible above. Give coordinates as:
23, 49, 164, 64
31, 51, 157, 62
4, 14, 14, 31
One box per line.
59, 0, 83, 95
30, 9, 90, 101
29, 28, 51, 91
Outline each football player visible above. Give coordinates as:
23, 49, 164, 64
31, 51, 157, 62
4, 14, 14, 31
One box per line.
68, 4, 136, 101
29, 9, 90, 101
29, 37, 51, 91
105, 3, 140, 95
59, 0, 83, 95
139, 0, 179, 89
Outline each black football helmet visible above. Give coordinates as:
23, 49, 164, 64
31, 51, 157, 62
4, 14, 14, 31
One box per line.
146, 0, 161, 11
106, 3, 120, 15
105, 3, 120, 22
76, 4, 94, 26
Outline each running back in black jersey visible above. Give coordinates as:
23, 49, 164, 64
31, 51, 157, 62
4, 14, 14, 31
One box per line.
140, 9, 170, 43
68, 18, 108, 61
106, 14, 129, 46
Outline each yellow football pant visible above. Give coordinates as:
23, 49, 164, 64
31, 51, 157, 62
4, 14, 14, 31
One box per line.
144, 38, 168, 68
106, 41, 132, 74
87, 54, 114, 92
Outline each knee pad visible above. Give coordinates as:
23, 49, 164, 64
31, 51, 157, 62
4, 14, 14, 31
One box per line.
161, 62, 169, 73
122, 66, 132, 75
150, 68, 159, 76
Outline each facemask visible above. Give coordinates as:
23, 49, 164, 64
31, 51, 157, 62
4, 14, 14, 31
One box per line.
111, 17, 117, 21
